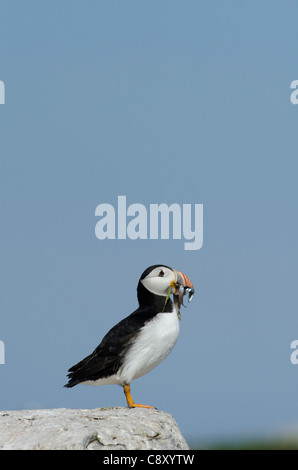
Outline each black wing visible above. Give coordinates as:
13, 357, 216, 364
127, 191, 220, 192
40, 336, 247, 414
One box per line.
64, 307, 157, 388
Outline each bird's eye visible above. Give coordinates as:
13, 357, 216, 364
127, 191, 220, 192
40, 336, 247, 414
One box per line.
158, 269, 165, 277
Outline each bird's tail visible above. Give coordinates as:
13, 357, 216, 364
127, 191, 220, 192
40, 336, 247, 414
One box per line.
64, 376, 81, 388
64, 353, 93, 388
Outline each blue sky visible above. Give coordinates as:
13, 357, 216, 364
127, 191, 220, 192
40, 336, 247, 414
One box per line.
1, 1, 298, 444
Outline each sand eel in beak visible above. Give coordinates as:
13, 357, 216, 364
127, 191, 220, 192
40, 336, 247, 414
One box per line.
169, 270, 195, 319
65, 265, 195, 409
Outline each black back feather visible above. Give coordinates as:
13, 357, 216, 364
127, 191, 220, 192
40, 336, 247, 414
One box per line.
64, 290, 173, 388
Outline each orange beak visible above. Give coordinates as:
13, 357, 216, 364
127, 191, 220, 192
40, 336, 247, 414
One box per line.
171, 269, 195, 305
176, 271, 194, 291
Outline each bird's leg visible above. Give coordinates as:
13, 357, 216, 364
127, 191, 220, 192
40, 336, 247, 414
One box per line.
123, 384, 156, 409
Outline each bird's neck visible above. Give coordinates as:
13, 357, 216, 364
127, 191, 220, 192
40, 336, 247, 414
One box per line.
137, 283, 173, 313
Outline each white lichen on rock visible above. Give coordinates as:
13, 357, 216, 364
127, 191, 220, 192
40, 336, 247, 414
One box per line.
0, 407, 189, 450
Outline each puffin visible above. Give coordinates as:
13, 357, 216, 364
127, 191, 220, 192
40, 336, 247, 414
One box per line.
64, 265, 194, 408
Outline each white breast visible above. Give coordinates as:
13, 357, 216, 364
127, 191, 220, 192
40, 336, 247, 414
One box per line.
119, 307, 180, 385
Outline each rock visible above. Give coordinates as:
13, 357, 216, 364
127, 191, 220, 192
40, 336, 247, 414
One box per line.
0, 407, 189, 450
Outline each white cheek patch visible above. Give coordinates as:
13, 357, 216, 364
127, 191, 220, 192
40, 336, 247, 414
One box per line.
141, 277, 171, 297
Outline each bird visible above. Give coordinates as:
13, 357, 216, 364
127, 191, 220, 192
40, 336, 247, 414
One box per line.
64, 265, 194, 409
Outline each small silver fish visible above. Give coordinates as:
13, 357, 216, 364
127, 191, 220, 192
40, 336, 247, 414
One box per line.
179, 285, 195, 307
178, 284, 185, 306
186, 287, 194, 303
